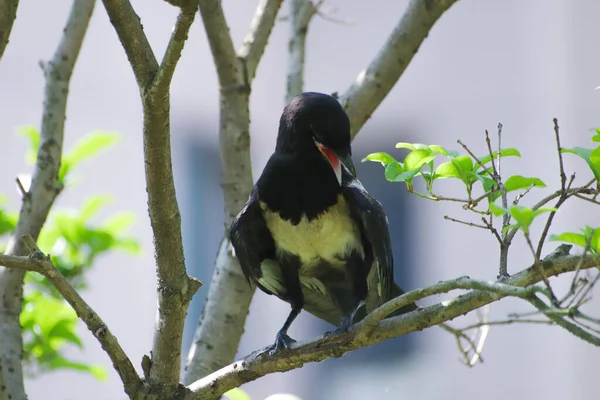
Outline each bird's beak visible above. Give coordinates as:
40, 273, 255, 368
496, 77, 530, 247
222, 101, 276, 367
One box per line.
315, 141, 356, 185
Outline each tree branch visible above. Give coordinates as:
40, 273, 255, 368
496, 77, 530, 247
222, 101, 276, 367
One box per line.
339, 0, 459, 138
238, 0, 285, 83
101, 0, 158, 89
198, 0, 242, 88
184, 248, 598, 399
151, 2, 199, 95
285, 0, 319, 103
0, 0, 18, 61
101, 0, 202, 394
183, 0, 283, 384
0, 1, 94, 398
0, 236, 142, 396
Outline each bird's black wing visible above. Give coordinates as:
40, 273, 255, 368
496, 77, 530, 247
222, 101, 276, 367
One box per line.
229, 187, 275, 290
342, 174, 393, 307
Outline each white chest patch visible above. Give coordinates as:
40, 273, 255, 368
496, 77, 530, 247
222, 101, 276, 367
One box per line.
261, 195, 363, 274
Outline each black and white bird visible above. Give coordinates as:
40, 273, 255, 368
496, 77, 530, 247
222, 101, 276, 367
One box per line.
229, 92, 415, 354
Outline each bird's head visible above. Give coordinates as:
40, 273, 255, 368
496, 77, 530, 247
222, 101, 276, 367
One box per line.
276, 92, 356, 185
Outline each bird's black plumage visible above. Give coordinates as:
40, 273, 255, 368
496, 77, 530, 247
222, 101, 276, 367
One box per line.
230, 92, 415, 354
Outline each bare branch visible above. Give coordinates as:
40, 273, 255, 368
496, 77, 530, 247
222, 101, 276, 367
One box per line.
444, 215, 488, 230
101, 0, 158, 89
151, 3, 199, 94
526, 296, 600, 346
0, 1, 94, 397
184, 249, 598, 399
102, 0, 203, 392
286, 0, 319, 102
238, 0, 285, 83
0, 236, 142, 396
339, 0, 459, 138
523, 232, 555, 302
553, 118, 567, 191
0, 0, 18, 61
198, 0, 243, 88
185, 0, 283, 384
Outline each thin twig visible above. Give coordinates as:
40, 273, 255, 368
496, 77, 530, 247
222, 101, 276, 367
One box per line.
481, 217, 503, 244
444, 215, 488, 230
485, 129, 498, 178
526, 296, 600, 346
574, 193, 600, 206
505, 179, 596, 247
513, 184, 535, 205
554, 118, 567, 191
564, 234, 593, 306
461, 318, 555, 332
0, 236, 142, 395
524, 232, 556, 303
15, 177, 27, 198
457, 140, 494, 178
535, 173, 576, 261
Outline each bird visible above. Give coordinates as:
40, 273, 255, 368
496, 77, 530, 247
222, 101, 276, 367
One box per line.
229, 92, 416, 354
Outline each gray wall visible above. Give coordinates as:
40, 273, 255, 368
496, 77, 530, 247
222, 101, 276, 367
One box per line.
0, 0, 599, 399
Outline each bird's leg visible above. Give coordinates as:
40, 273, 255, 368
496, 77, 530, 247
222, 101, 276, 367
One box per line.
269, 256, 304, 355
270, 302, 302, 355
336, 252, 368, 334
337, 299, 365, 332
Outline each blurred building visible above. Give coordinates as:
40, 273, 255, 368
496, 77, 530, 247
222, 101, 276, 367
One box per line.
0, 1, 599, 399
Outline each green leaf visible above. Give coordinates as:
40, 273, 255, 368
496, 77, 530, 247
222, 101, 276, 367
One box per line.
384, 161, 404, 181
549, 232, 587, 248
395, 142, 429, 151
0, 209, 17, 236
389, 168, 421, 183
362, 152, 396, 166
592, 128, 600, 142
508, 205, 556, 234
101, 212, 135, 234
60, 131, 120, 181
403, 149, 437, 171
79, 195, 113, 222
426, 144, 460, 158
489, 203, 507, 217
477, 148, 521, 168
17, 126, 41, 164
452, 155, 474, 173
113, 237, 142, 254
224, 388, 252, 400
562, 146, 600, 181
508, 206, 534, 233
434, 161, 461, 179
504, 175, 546, 192
47, 319, 83, 348
47, 356, 108, 381
550, 227, 600, 254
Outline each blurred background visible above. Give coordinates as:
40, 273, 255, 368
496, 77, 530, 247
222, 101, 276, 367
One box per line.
1, 0, 599, 399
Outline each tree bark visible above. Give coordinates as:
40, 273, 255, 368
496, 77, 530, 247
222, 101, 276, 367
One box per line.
0, 1, 95, 399
0, 0, 19, 61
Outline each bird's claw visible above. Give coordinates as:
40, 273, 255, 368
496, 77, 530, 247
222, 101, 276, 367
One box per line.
268, 331, 297, 355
